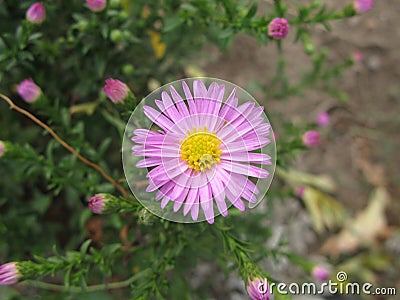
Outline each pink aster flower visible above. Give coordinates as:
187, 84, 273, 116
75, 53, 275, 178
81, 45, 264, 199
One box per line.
0, 262, 20, 285
103, 78, 129, 104
17, 78, 42, 103
26, 2, 46, 24
268, 18, 289, 40
312, 265, 329, 281
302, 130, 320, 147
247, 278, 271, 300
86, 0, 107, 12
132, 80, 272, 224
354, 0, 374, 13
316, 112, 330, 127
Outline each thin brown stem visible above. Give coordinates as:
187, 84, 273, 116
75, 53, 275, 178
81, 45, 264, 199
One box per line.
0, 93, 131, 201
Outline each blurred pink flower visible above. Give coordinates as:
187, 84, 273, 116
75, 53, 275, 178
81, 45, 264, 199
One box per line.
247, 278, 270, 300
0, 141, 5, 158
352, 51, 364, 63
26, 2, 46, 24
312, 265, 329, 281
295, 186, 305, 198
268, 18, 289, 40
354, 0, 374, 13
103, 78, 129, 103
316, 112, 330, 127
17, 78, 42, 103
0, 262, 20, 285
88, 193, 120, 214
86, 0, 107, 12
302, 130, 320, 147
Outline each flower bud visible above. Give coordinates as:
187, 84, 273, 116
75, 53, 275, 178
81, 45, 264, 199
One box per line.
302, 130, 320, 147
295, 186, 305, 198
26, 2, 46, 24
354, 0, 374, 13
103, 78, 129, 104
17, 78, 42, 103
88, 193, 121, 214
247, 277, 271, 300
268, 18, 289, 40
86, 0, 107, 12
316, 112, 330, 127
0, 141, 5, 158
0, 262, 20, 285
312, 265, 329, 281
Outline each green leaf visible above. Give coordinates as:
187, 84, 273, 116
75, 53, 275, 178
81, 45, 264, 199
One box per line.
163, 16, 183, 32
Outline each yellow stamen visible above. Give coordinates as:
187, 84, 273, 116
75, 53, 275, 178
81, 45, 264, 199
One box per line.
180, 127, 222, 172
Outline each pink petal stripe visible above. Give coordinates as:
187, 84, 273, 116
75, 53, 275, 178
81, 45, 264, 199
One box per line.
219, 88, 237, 120
143, 106, 174, 131
170, 85, 190, 117
161, 196, 171, 209
155, 180, 175, 201
225, 188, 246, 211
199, 183, 214, 224
220, 161, 269, 178
183, 187, 198, 216
191, 200, 200, 221
220, 152, 271, 164
207, 171, 228, 216
182, 81, 196, 115
161, 91, 183, 123
136, 157, 162, 168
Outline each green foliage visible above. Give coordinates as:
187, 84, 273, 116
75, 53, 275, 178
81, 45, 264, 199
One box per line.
0, 0, 367, 299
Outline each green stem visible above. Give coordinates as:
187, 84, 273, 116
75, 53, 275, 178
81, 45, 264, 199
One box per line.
24, 276, 136, 293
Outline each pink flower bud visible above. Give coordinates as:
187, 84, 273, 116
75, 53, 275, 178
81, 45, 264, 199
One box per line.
354, 0, 374, 13
86, 0, 107, 12
0, 141, 5, 158
17, 78, 42, 103
302, 130, 320, 147
247, 278, 270, 300
268, 18, 289, 40
316, 112, 330, 127
88, 193, 120, 214
103, 78, 129, 103
312, 265, 329, 281
352, 51, 364, 63
26, 2, 46, 24
295, 186, 305, 198
0, 262, 20, 285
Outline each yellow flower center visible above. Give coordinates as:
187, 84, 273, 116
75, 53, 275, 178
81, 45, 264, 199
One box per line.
180, 126, 222, 172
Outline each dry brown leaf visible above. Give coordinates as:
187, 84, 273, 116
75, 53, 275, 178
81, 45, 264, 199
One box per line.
302, 186, 347, 233
320, 187, 390, 257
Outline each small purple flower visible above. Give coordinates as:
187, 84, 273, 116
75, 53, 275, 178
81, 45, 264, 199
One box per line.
247, 278, 270, 300
103, 78, 129, 104
316, 112, 330, 127
295, 186, 305, 198
268, 18, 289, 40
86, 0, 107, 12
312, 265, 329, 281
354, 0, 374, 13
17, 78, 42, 103
302, 130, 320, 147
26, 2, 46, 24
0, 141, 5, 158
0, 262, 20, 285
